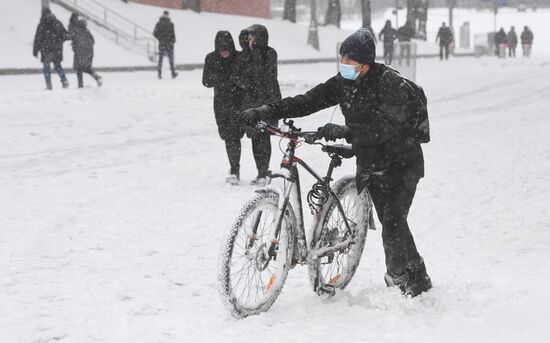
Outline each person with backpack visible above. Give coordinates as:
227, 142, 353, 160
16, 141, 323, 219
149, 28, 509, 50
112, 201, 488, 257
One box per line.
378, 20, 397, 65
33, 8, 69, 90
70, 18, 102, 88
153, 10, 178, 79
239, 28, 432, 298
202, 31, 244, 185
520, 26, 534, 58
232, 24, 281, 186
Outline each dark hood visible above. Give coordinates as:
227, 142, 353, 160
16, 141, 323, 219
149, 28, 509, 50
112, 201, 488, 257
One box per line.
238, 29, 249, 50
246, 24, 269, 48
215, 30, 236, 53
384, 20, 391, 28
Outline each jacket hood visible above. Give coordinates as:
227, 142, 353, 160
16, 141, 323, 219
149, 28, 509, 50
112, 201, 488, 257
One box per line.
384, 20, 391, 28
238, 29, 249, 50
246, 24, 269, 48
215, 30, 236, 53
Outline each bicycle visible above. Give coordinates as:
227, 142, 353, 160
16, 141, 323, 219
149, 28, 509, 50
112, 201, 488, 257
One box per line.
218, 119, 376, 318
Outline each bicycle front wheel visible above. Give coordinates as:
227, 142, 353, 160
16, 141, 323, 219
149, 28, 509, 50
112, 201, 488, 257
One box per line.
218, 190, 296, 318
308, 176, 374, 292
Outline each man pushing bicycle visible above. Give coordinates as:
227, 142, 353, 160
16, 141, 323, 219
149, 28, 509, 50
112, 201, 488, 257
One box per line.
240, 28, 432, 297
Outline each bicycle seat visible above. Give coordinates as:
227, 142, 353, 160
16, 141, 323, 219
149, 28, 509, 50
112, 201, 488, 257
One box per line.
322, 144, 355, 159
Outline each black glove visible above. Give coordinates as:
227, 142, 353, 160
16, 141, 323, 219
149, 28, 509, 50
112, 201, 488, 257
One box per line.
317, 123, 351, 141
239, 105, 272, 126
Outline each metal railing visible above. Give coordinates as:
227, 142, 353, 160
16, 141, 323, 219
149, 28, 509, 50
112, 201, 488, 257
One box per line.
51, 0, 157, 62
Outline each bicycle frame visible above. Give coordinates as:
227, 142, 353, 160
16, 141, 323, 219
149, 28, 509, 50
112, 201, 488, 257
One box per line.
255, 133, 356, 266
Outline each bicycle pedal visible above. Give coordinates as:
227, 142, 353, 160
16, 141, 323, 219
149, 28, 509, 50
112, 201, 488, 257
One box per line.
317, 284, 336, 298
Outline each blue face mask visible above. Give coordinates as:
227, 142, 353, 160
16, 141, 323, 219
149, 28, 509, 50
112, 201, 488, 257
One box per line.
339, 63, 360, 80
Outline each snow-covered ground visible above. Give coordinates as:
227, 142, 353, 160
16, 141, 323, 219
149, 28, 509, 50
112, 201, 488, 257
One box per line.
1, 56, 549, 342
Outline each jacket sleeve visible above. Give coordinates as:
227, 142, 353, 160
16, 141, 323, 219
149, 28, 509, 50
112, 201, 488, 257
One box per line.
170, 23, 176, 43
348, 71, 410, 146
153, 23, 160, 40
33, 23, 42, 56
202, 54, 215, 88
267, 76, 340, 119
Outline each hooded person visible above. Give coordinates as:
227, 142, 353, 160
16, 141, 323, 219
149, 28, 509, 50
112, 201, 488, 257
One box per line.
435, 22, 453, 60
520, 26, 534, 57
378, 20, 397, 65
495, 28, 508, 58
153, 10, 178, 79
70, 18, 102, 88
202, 31, 245, 185
239, 28, 433, 298
33, 8, 69, 89
507, 26, 518, 58
232, 24, 281, 186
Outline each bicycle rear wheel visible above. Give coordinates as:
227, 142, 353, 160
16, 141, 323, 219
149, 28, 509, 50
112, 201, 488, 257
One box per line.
308, 176, 374, 292
218, 190, 296, 318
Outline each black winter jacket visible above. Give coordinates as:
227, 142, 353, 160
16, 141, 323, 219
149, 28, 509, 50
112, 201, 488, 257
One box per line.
203, 31, 243, 140
33, 14, 68, 63
436, 26, 453, 46
266, 63, 424, 180
379, 22, 396, 46
153, 16, 175, 52
71, 21, 95, 70
520, 29, 533, 45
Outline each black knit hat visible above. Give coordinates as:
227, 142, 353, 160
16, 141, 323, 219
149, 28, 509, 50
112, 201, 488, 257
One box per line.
339, 28, 376, 65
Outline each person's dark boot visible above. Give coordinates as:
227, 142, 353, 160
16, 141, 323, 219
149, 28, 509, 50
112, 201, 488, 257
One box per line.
402, 256, 432, 297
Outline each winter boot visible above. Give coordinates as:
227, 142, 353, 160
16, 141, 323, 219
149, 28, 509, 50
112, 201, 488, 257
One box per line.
62, 78, 69, 89
172, 71, 179, 79
402, 256, 432, 297
225, 171, 240, 186
250, 176, 266, 187
95, 75, 103, 87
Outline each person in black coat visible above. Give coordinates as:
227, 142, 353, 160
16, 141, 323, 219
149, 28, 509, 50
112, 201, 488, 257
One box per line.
202, 31, 244, 184
495, 28, 507, 58
70, 18, 102, 88
233, 24, 281, 186
435, 22, 453, 60
240, 29, 432, 298
506, 26, 518, 58
520, 26, 534, 57
378, 20, 396, 65
396, 21, 414, 66
153, 11, 178, 79
33, 8, 69, 90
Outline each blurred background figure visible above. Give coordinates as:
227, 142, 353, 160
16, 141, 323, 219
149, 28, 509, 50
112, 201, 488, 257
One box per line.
396, 20, 414, 66
33, 8, 69, 90
379, 20, 396, 65
436, 22, 453, 61
521, 26, 534, 58
495, 27, 508, 58
70, 17, 102, 88
153, 10, 178, 79
507, 26, 518, 58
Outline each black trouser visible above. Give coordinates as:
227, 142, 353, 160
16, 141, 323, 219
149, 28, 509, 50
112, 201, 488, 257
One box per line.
440, 44, 449, 60
383, 43, 394, 65
398, 43, 411, 66
251, 133, 271, 178
225, 137, 241, 176
76, 67, 100, 88
365, 171, 421, 278
509, 47, 516, 57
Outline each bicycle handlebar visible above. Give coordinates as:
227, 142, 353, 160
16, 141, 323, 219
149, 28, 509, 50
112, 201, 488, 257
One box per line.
257, 120, 321, 144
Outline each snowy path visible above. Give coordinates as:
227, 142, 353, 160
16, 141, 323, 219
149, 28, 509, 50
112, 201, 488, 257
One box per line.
1, 58, 549, 342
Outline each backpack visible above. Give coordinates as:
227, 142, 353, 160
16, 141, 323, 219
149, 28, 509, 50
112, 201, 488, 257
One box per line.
402, 78, 430, 143
381, 67, 430, 144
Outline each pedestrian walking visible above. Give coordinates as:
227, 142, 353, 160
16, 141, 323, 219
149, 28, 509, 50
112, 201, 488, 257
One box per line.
520, 26, 534, 58
378, 20, 397, 65
153, 10, 178, 79
232, 24, 281, 186
202, 31, 244, 185
495, 28, 507, 58
436, 22, 453, 60
33, 8, 69, 90
240, 28, 432, 297
396, 21, 414, 66
507, 26, 518, 58
70, 18, 102, 88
